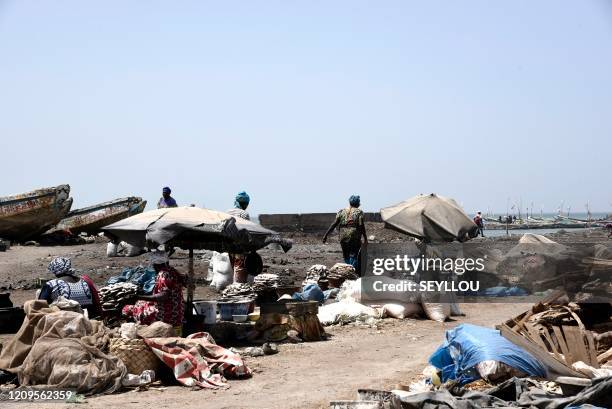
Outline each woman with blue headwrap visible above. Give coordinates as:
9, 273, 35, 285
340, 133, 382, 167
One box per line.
157, 186, 178, 209
227, 191, 251, 282
323, 195, 368, 271
227, 191, 250, 221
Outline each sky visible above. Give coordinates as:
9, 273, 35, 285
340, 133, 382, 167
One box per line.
1, 1, 611, 216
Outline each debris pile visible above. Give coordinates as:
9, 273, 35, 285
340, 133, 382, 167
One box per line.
330, 318, 612, 409
329, 376, 612, 409
497, 291, 612, 379
576, 244, 612, 303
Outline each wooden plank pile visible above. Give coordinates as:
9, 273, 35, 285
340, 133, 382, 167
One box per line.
497, 291, 612, 380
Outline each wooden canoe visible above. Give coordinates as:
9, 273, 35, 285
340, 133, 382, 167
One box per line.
0, 184, 73, 241
50, 197, 147, 235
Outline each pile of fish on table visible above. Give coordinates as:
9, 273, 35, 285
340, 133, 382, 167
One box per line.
220, 283, 257, 302
252, 273, 292, 291
99, 282, 139, 310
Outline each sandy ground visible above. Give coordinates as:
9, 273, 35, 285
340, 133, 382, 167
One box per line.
5, 303, 529, 409
0, 225, 609, 408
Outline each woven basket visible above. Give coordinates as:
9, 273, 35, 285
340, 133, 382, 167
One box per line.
109, 338, 160, 375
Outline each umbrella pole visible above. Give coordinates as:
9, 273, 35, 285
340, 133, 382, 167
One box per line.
187, 248, 194, 305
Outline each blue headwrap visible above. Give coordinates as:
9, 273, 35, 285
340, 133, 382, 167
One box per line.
349, 195, 360, 207
162, 186, 171, 194
234, 191, 250, 208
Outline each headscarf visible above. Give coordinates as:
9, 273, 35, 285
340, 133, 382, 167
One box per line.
149, 249, 169, 265
234, 191, 250, 209
162, 186, 171, 194
349, 195, 361, 207
48, 257, 73, 276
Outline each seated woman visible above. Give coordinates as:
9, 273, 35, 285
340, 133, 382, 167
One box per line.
122, 250, 187, 336
38, 257, 102, 318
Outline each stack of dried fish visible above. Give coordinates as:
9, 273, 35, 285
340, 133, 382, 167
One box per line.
302, 264, 328, 286
252, 273, 293, 291
221, 282, 257, 302
252, 273, 279, 291
99, 282, 138, 310
328, 263, 358, 281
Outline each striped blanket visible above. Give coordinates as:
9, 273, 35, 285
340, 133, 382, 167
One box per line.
144, 332, 251, 389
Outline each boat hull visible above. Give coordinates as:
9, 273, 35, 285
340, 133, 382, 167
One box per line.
0, 185, 73, 241
51, 197, 147, 235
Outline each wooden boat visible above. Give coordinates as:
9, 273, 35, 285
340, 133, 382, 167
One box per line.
49, 197, 147, 235
0, 185, 73, 241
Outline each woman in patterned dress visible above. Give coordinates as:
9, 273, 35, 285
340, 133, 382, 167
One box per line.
38, 257, 102, 317
122, 250, 188, 335
323, 195, 368, 271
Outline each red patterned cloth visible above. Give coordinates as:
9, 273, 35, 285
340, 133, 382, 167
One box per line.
144, 332, 252, 389
122, 301, 158, 325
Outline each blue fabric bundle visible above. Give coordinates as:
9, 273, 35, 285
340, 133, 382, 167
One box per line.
429, 324, 547, 385
106, 266, 157, 294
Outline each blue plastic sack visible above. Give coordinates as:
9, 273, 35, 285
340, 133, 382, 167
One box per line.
429, 324, 547, 385
292, 283, 325, 304
106, 266, 157, 295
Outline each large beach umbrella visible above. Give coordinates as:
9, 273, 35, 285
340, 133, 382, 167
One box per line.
102, 206, 292, 303
380, 193, 478, 242
101, 206, 291, 253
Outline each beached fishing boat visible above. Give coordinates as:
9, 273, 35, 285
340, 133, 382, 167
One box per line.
49, 197, 147, 235
0, 185, 73, 241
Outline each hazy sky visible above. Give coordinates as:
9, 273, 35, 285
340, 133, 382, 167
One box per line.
1, 1, 611, 216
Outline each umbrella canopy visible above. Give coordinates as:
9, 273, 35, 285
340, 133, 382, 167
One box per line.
380, 194, 478, 242
101, 206, 291, 253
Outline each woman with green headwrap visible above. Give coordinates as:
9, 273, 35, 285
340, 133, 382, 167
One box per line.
323, 195, 368, 272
